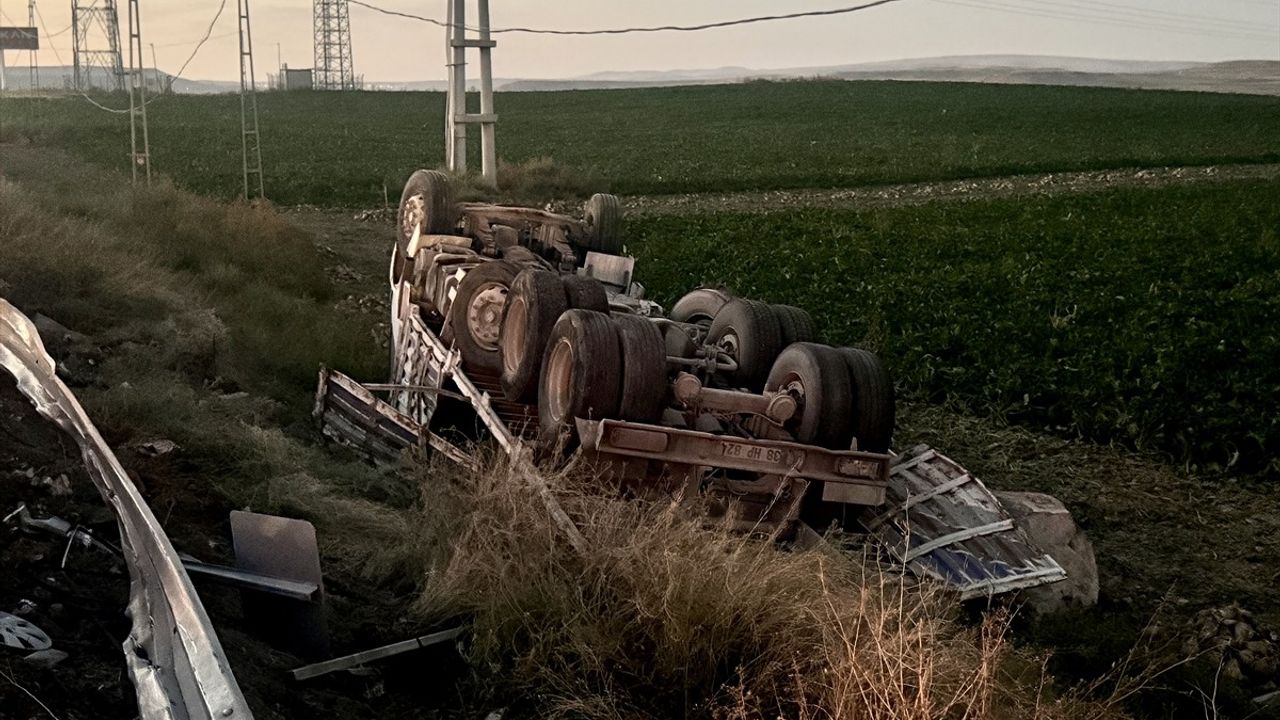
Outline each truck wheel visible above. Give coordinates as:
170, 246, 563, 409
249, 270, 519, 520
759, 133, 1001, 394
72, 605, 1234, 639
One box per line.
582, 193, 623, 255
562, 275, 610, 312
500, 269, 568, 402
398, 170, 456, 256
837, 347, 895, 453
772, 304, 817, 346
539, 310, 622, 442
613, 315, 667, 423
670, 287, 733, 326
707, 298, 783, 389
765, 343, 853, 449
449, 261, 519, 373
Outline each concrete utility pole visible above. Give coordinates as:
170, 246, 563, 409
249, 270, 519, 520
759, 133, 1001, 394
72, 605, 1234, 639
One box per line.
125, 0, 150, 182
444, 0, 497, 185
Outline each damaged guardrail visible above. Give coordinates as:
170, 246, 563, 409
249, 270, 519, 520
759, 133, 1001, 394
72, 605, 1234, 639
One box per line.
0, 299, 253, 720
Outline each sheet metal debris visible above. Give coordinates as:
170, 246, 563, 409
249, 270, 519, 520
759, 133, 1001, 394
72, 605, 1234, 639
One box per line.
291, 626, 465, 681
0, 298, 253, 720
863, 444, 1067, 599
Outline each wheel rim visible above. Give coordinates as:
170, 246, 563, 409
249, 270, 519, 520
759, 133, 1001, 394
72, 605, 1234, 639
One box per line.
401, 194, 425, 243
501, 295, 529, 375
545, 338, 575, 424
466, 282, 509, 352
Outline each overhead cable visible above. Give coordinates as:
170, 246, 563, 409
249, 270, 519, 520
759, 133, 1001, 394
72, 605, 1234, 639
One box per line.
348, 0, 910, 34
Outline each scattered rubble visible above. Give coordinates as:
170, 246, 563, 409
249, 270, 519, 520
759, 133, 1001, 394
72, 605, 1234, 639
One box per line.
1183, 604, 1279, 691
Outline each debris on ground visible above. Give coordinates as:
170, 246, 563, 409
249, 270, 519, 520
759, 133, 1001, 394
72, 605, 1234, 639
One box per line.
1183, 605, 1279, 691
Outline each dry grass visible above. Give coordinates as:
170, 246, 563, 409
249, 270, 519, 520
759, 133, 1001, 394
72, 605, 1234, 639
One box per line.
452, 156, 609, 203
412, 457, 1135, 720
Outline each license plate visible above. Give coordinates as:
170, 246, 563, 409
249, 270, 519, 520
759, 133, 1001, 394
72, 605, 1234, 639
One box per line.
719, 441, 799, 467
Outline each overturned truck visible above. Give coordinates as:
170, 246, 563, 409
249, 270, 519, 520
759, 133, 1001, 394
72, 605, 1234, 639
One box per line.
319, 170, 1094, 602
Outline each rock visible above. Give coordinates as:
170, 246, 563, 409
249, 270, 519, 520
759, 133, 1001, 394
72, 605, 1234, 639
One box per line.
132, 439, 178, 457
994, 490, 1100, 614
22, 648, 69, 669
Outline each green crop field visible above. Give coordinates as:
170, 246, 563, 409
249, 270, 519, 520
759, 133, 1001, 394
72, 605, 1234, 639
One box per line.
629, 179, 1280, 476
3, 80, 1279, 206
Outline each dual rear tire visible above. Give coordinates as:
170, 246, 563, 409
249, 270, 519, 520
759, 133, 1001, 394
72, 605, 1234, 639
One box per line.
537, 310, 668, 443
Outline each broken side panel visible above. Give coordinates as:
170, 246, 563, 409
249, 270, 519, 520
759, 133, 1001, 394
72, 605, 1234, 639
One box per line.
863, 445, 1067, 600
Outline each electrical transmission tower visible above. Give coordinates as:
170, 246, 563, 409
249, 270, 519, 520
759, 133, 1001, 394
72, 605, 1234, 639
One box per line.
312, 0, 353, 90
239, 0, 265, 199
125, 0, 149, 182
445, 0, 497, 184
71, 0, 124, 91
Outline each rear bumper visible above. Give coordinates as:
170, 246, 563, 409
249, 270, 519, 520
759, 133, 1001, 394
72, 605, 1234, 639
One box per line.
576, 418, 889, 507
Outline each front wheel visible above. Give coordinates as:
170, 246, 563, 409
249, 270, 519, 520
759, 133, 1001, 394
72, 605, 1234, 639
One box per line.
397, 169, 457, 257
581, 193, 623, 255
449, 261, 519, 373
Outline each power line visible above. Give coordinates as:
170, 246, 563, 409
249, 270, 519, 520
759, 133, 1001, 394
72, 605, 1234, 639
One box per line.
931, 0, 1277, 42
348, 0, 911, 34
169, 0, 228, 84
1021, 0, 1276, 34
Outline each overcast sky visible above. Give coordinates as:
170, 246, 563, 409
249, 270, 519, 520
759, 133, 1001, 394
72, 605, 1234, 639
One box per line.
8, 0, 1279, 82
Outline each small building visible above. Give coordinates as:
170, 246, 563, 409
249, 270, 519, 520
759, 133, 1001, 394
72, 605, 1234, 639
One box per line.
283, 66, 313, 91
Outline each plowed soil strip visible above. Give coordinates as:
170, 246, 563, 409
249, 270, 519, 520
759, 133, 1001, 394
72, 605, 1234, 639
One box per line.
622, 163, 1280, 215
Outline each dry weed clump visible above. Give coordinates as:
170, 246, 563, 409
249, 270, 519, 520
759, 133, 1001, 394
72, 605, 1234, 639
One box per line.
415, 458, 1129, 720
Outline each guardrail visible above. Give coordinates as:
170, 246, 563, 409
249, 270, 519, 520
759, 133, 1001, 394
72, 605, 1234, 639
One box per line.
0, 299, 253, 720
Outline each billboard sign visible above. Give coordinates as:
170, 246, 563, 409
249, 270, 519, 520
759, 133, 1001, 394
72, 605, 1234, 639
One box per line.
0, 27, 38, 51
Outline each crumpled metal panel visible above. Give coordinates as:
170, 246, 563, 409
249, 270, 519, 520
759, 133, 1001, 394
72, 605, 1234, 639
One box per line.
0, 299, 253, 720
863, 444, 1067, 600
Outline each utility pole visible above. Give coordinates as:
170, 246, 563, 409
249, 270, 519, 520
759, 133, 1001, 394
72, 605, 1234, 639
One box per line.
238, 0, 265, 199
125, 0, 149, 182
71, 0, 125, 91
445, 0, 496, 184
28, 0, 38, 90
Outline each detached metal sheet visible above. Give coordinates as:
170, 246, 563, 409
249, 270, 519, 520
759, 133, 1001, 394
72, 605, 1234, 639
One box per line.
863, 444, 1066, 600
0, 299, 252, 720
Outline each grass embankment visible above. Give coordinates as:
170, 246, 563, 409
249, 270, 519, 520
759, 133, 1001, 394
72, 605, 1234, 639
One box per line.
629, 180, 1280, 477
416, 458, 1136, 720
0, 146, 1137, 719
3, 80, 1279, 205
0, 146, 409, 575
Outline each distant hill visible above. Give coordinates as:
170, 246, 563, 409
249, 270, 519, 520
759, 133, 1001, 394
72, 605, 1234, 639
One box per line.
5, 55, 1277, 96
517, 55, 1279, 96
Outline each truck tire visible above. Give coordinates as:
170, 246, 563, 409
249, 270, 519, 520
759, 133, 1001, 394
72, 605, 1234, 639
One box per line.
613, 315, 667, 423
500, 269, 568, 402
765, 343, 853, 449
539, 310, 622, 443
772, 304, 817, 346
707, 298, 783, 390
561, 275, 610, 313
398, 170, 456, 255
670, 287, 733, 326
582, 193, 623, 255
837, 347, 895, 453
449, 261, 519, 373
